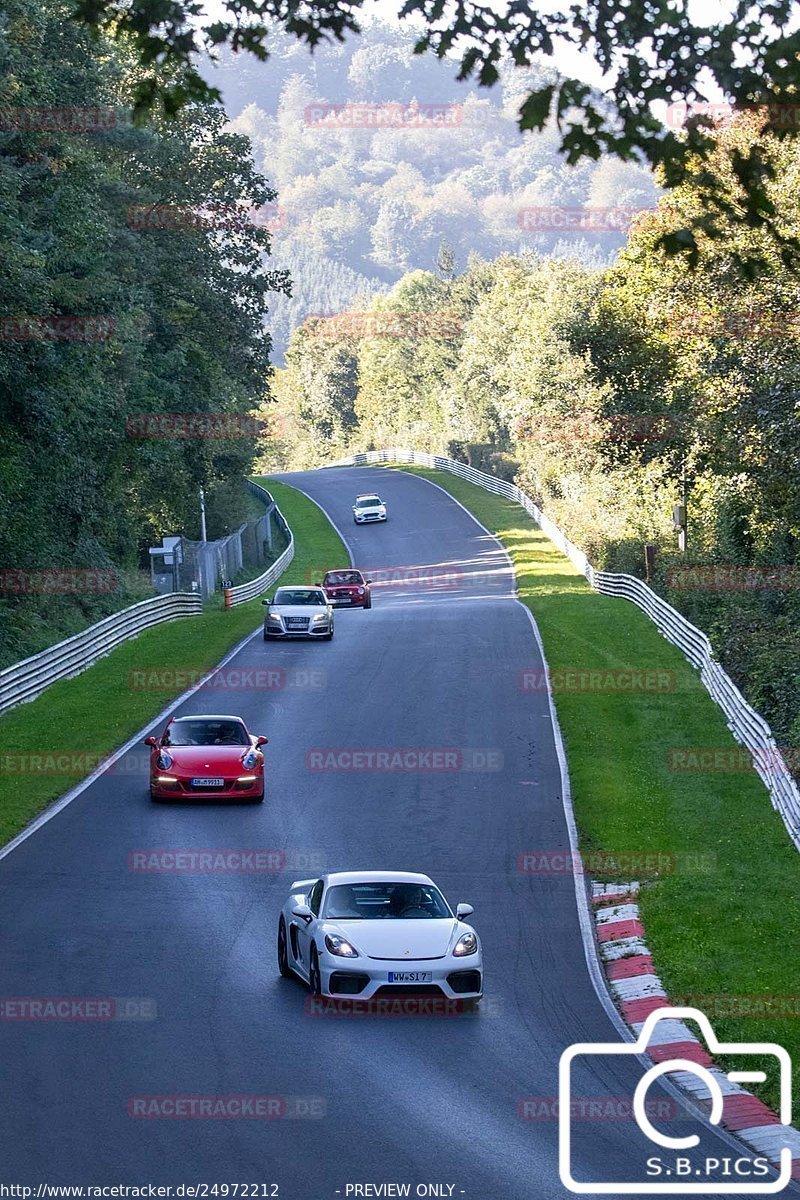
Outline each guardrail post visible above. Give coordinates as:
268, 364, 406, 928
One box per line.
223, 587, 233, 609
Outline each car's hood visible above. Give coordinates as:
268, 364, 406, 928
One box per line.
161, 746, 253, 772
271, 604, 327, 617
356, 505, 383, 512
325, 919, 456, 960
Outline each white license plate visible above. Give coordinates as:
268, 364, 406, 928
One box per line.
387, 971, 433, 983
191, 777, 224, 787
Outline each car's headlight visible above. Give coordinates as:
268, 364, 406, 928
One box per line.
241, 748, 259, 770
324, 934, 359, 958
156, 751, 173, 770
356, 587, 364, 595
453, 931, 478, 957
267, 612, 282, 624
312, 612, 328, 622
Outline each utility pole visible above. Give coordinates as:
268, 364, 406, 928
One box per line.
199, 487, 207, 542
673, 458, 688, 554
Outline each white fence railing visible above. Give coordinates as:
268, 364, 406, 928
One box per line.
0, 592, 203, 717
328, 448, 800, 851
223, 483, 294, 607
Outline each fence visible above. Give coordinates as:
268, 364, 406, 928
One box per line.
153, 485, 283, 598
0, 484, 295, 715
327, 448, 800, 851
0, 592, 202, 717
223, 483, 294, 607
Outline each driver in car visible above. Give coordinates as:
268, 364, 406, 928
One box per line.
389, 885, 430, 917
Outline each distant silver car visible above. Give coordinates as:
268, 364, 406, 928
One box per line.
262, 586, 334, 641
352, 493, 387, 524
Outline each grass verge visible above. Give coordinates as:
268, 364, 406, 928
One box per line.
0, 478, 346, 849
394, 464, 800, 1113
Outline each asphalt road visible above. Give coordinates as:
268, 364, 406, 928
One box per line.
0, 466, 791, 1199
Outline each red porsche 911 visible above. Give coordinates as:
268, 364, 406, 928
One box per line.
145, 714, 268, 803
320, 568, 372, 609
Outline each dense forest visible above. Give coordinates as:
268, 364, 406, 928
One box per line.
207, 26, 660, 360
0, 0, 287, 665
270, 113, 800, 761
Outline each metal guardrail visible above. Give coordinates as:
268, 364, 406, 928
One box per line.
223, 482, 294, 607
0, 592, 203, 717
0, 482, 295, 715
328, 448, 800, 851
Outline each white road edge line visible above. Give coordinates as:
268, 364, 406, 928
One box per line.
379, 465, 778, 1171
0, 475, 348, 865
271, 475, 355, 568
0, 626, 264, 865
1, 463, 788, 1181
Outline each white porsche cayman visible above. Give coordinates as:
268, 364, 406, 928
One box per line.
277, 871, 482, 1001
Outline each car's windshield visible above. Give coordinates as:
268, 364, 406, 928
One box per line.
164, 719, 249, 747
274, 589, 326, 606
355, 497, 381, 507
324, 571, 362, 586
324, 882, 451, 920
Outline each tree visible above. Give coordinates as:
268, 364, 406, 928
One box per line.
70, 0, 800, 266
0, 0, 289, 663
436, 239, 456, 280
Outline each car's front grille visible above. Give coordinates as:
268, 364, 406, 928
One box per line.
284, 618, 310, 629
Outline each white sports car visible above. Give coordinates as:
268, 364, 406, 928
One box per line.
352, 493, 387, 523
262, 586, 334, 640
277, 871, 482, 1000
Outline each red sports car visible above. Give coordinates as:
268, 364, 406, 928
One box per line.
320, 569, 372, 609
145, 714, 268, 803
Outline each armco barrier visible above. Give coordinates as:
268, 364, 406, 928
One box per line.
223, 482, 294, 607
327, 448, 800, 851
0, 592, 202, 717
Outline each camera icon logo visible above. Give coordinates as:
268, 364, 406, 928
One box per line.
559, 1006, 793, 1193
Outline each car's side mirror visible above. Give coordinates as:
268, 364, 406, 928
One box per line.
316, 581, 323, 587
366, 579, 372, 585
261, 598, 270, 605
144, 736, 158, 747
456, 903, 474, 920
292, 903, 314, 922
256, 735, 268, 746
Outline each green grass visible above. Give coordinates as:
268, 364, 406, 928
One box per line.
0, 478, 346, 848
395, 465, 800, 1114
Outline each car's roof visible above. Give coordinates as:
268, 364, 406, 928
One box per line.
323, 870, 434, 886
275, 585, 325, 593
355, 494, 381, 500
324, 567, 361, 574
171, 714, 245, 723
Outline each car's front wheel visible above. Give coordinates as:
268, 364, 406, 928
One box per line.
277, 918, 292, 978
323, 622, 334, 641
309, 945, 322, 996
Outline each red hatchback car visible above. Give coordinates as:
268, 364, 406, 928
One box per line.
320, 569, 372, 609
145, 714, 268, 803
